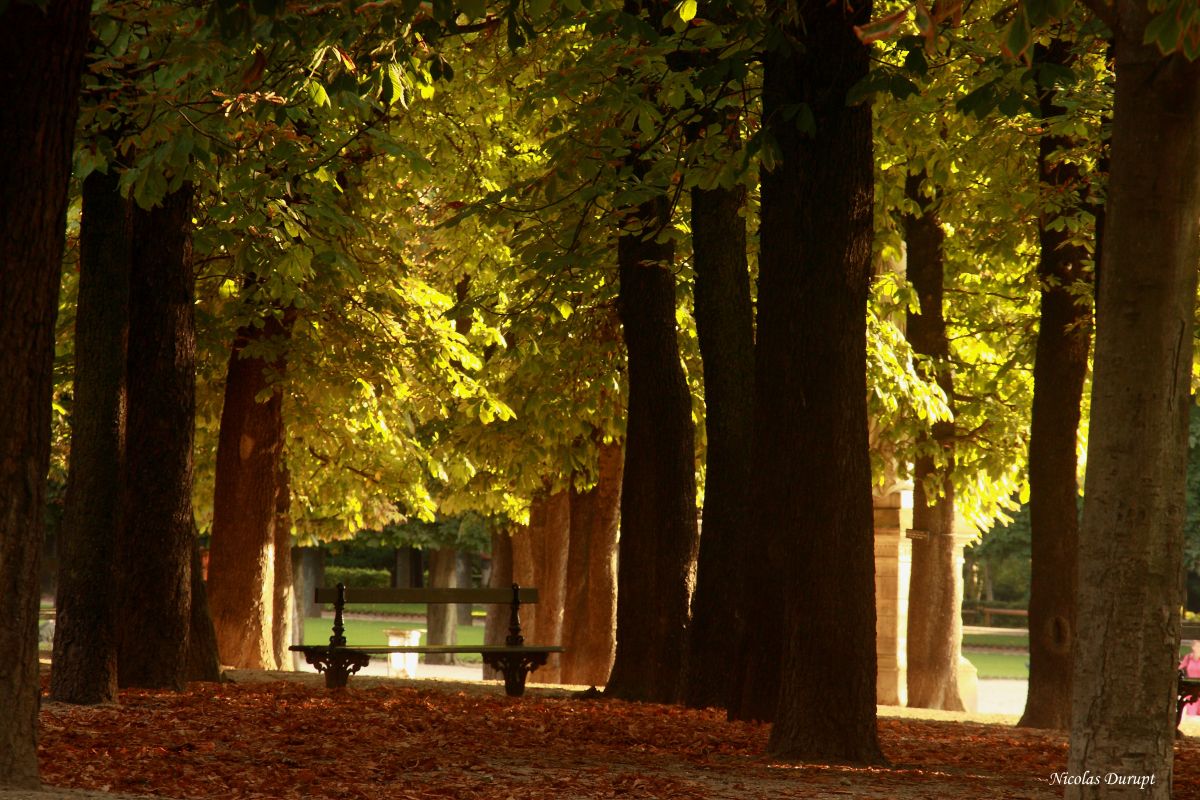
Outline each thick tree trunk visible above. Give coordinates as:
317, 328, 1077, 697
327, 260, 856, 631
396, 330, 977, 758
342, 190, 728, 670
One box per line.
507, 492, 570, 679
206, 314, 292, 669
50, 169, 129, 705
425, 546, 459, 664
272, 464, 293, 671
903, 172, 964, 712
118, 185, 196, 689
1066, 12, 1200, 798
561, 441, 622, 687
1020, 39, 1092, 732
753, 0, 882, 763
185, 536, 222, 683
483, 529, 514, 680
606, 193, 700, 704
685, 181, 755, 710
0, 1, 89, 786
532, 491, 569, 682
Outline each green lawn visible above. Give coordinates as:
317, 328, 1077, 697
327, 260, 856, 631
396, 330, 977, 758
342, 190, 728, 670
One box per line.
963, 651, 1028, 679
962, 631, 1029, 649
303, 617, 486, 662
327, 602, 486, 619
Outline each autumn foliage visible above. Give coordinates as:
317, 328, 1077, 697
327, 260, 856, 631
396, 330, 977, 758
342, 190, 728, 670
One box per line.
35, 678, 1200, 799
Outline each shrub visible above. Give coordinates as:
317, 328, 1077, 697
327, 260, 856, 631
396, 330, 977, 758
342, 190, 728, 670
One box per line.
323, 566, 391, 589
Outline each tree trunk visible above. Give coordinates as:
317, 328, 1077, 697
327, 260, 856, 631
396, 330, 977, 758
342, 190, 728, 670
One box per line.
753, 0, 883, 763
561, 441, 622, 687
50, 169, 129, 705
1020, 38, 1093, 732
206, 314, 292, 669
0, 1, 89, 785
511, 525, 539, 644
685, 181, 755, 710
185, 535, 222, 683
118, 185, 196, 689
903, 171, 964, 712
483, 529, 514, 680
1066, 12, 1200, 798
293, 546, 323, 622
606, 191, 700, 704
425, 546, 458, 664
533, 490, 570, 683
456, 552, 474, 626
272, 463, 293, 671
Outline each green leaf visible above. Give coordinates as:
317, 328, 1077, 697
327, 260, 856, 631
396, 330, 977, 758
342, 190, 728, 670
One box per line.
677, 0, 697, 22
307, 81, 330, 108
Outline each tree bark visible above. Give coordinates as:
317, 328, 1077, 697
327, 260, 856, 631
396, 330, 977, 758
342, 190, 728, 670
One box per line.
272, 463, 293, 671
483, 529, 514, 680
0, 1, 89, 786
206, 313, 292, 669
1020, 38, 1092, 732
1066, 10, 1200, 798
511, 525, 539, 644
561, 441, 622, 687
685, 181, 755, 710
118, 185, 197, 689
752, 0, 883, 763
50, 169, 129, 705
532, 491, 569, 683
903, 171, 964, 712
425, 546, 459, 664
606, 192, 700, 704
185, 535, 222, 683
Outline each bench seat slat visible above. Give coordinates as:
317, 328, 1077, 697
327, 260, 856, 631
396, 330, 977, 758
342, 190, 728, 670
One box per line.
290, 645, 562, 655
313, 587, 538, 605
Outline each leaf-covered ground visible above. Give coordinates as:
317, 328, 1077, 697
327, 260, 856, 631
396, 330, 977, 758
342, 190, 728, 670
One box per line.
37, 678, 1200, 799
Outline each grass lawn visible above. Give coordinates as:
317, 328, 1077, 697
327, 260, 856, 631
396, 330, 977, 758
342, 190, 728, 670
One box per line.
303, 617, 486, 662
328, 602, 486, 619
961, 631, 1028, 649
963, 651, 1028, 679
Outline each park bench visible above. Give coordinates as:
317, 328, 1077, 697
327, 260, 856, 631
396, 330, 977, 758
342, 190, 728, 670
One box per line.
290, 583, 562, 697
1179, 670, 1200, 731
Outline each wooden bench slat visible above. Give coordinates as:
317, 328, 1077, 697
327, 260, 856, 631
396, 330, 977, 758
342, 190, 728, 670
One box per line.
313, 587, 539, 605
290, 645, 563, 655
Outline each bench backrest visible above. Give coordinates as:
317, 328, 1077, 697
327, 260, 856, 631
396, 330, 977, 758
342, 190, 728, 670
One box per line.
313, 586, 539, 605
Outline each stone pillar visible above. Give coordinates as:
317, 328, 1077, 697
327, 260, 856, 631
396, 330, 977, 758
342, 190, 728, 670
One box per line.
874, 487, 912, 706
951, 512, 978, 712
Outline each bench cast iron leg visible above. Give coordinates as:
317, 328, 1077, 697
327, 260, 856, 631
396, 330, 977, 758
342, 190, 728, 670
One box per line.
483, 652, 550, 697
295, 648, 371, 689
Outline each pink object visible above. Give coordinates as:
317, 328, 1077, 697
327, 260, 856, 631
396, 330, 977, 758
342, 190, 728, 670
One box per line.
1181, 651, 1200, 716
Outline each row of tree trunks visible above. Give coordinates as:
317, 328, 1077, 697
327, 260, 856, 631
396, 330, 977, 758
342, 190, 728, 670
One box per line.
53, 182, 202, 700
1066, 10, 1200, 797
485, 446, 622, 686
0, 0, 90, 786
749, 0, 882, 763
1019, 38, 1093, 732
902, 171, 965, 712
206, 312, 294, 670
684, 180, 755, 710
509, 492, 570, 681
